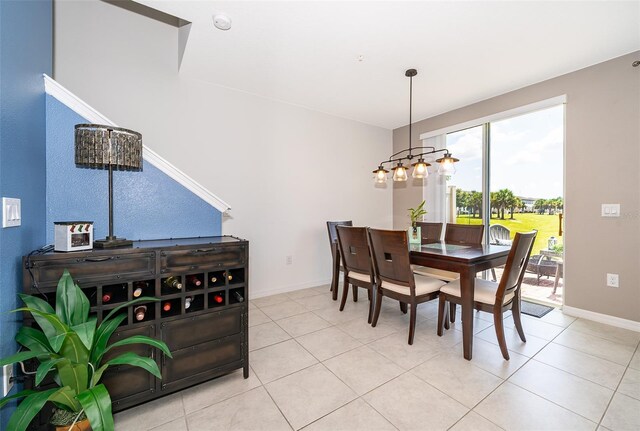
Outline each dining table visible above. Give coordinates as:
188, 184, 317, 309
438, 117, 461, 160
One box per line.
409, 241, 511, 360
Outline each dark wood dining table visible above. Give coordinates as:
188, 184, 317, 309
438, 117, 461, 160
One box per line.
409, 241, 511, 360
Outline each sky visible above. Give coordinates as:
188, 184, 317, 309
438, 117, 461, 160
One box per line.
446, 105, 564, 199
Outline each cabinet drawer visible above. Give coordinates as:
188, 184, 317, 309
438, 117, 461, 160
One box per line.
162, 334, 242, 385
28, 252, 155, 287
161, 308, 242, 351
160, 246, 245, 273
102, 364, 157, 407
104, 324, 156, 361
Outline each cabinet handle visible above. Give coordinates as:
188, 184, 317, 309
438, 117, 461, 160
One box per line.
190, 248, 217, 254
84, 256, 113, 262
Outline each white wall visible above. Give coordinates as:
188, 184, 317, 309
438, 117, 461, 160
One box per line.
54, 0, 392, 298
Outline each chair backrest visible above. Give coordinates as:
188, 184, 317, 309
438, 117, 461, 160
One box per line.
489, 224, 511, 244
327, 220, 353, 244
336, 226, 373, 278
416, 222, 443, 242
444, 223, 484, 245
367, 228, 415, 293
327, 220, 353, 259
495, 231, 537, 305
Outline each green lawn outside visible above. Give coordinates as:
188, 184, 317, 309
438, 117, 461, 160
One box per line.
455, 213, 563, 254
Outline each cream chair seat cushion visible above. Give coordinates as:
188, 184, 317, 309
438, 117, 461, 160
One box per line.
347, 271, 372, 283
381, 274, 446, 296
412, 265, 460, 282
440, 278, 514, 305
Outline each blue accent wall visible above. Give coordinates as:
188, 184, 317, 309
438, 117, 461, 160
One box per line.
0, 0, 52, 427
46, 95, 222, 242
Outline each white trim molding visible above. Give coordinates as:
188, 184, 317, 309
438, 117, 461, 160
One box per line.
43, 74, 231, 213
420, 95, 567, 141
563, 305, 640, 333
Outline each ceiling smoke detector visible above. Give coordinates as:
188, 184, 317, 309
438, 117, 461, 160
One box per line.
213, 14, 232, 31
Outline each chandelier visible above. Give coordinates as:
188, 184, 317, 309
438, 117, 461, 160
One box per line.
373, 69, 459, 183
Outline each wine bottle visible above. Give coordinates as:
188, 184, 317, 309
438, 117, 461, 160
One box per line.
187, 275, 202, 288
185, 296, 193, 310
164, 276, 182, 290
163, 301, 172, 312
210, 275, 218, 284
226, 272, 233, 281
233, 291, 244, 303
134, 305, 147, 321
133, 281, 148, 298
102, 291, 112, 303
212, 293, 224, 304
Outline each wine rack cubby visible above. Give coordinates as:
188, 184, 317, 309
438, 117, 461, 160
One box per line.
22, 236, 249, 422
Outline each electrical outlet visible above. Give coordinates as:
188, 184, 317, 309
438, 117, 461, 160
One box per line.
286, 255, 293, 265
606, 273, 619, 288
2, 363, 14, 397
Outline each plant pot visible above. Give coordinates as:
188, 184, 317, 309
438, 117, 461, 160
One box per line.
52, 419, 91, 431
408, 226, 421, 244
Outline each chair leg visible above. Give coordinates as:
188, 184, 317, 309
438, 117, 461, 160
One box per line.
399, 301, 408, 314
367, 288, 374, 324
437, 295, 447, 336
331, 254, 340, 301
512, 300, 527, 342
339, 278, 349, 311
491, 268, 497, 282
371, 290, 383, 327
408, 303, 417, 345
493, 311, 510, 360
449, 302, 457, 323
352, 284, 358, 302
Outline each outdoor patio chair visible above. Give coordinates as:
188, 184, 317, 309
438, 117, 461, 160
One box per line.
489, 224, 512, 245
526, 255, 559, 285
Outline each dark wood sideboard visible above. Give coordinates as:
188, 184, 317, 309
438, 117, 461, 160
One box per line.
22, 236, 249, 427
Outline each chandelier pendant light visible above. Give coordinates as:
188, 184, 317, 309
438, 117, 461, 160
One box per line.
373, 68, 459, 182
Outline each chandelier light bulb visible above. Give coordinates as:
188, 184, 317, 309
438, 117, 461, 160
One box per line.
411, 159, 430, 179
438, 158, 456, 175
373, 165, 389, 183
392, 163, 408, 182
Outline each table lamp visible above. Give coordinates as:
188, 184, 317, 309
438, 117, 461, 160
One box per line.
74, 124, 143, 248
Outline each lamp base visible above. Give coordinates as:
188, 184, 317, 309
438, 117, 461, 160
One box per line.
94, 237, 133, 248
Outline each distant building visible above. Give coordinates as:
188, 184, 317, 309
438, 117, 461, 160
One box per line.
519, 197, 537, 212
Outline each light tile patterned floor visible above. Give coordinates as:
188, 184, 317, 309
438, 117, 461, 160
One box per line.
115, 284, 640, 431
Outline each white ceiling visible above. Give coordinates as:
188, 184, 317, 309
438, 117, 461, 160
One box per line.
138, 1, 640, 130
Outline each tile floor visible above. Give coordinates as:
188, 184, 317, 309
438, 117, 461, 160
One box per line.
114, 284, 640, 431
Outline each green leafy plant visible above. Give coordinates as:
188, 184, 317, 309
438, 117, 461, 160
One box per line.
0, 270, 172, 431
551, 243, 564, 253
408, 200, 427, 227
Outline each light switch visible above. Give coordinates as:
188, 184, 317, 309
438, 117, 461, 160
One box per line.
601, 204, 620, 217
2, 197, 21, 228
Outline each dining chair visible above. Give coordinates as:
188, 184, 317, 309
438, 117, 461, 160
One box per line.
444, 223, 485, 244
336, 226, 375, 323
416, 221, 443, 242
414, 223, 485, 322
367, 228, 447, 345
327, 220, 353, 300
436, 230, 537, 360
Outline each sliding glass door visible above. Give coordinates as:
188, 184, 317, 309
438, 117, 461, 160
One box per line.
441, 105, 564, 305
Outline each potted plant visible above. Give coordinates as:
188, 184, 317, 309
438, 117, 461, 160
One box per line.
0, 270, 172, 431
408, 200, 427, 244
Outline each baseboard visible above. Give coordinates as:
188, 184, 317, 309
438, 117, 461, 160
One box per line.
250, 278, 332, 300
562, 305, 640, 332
